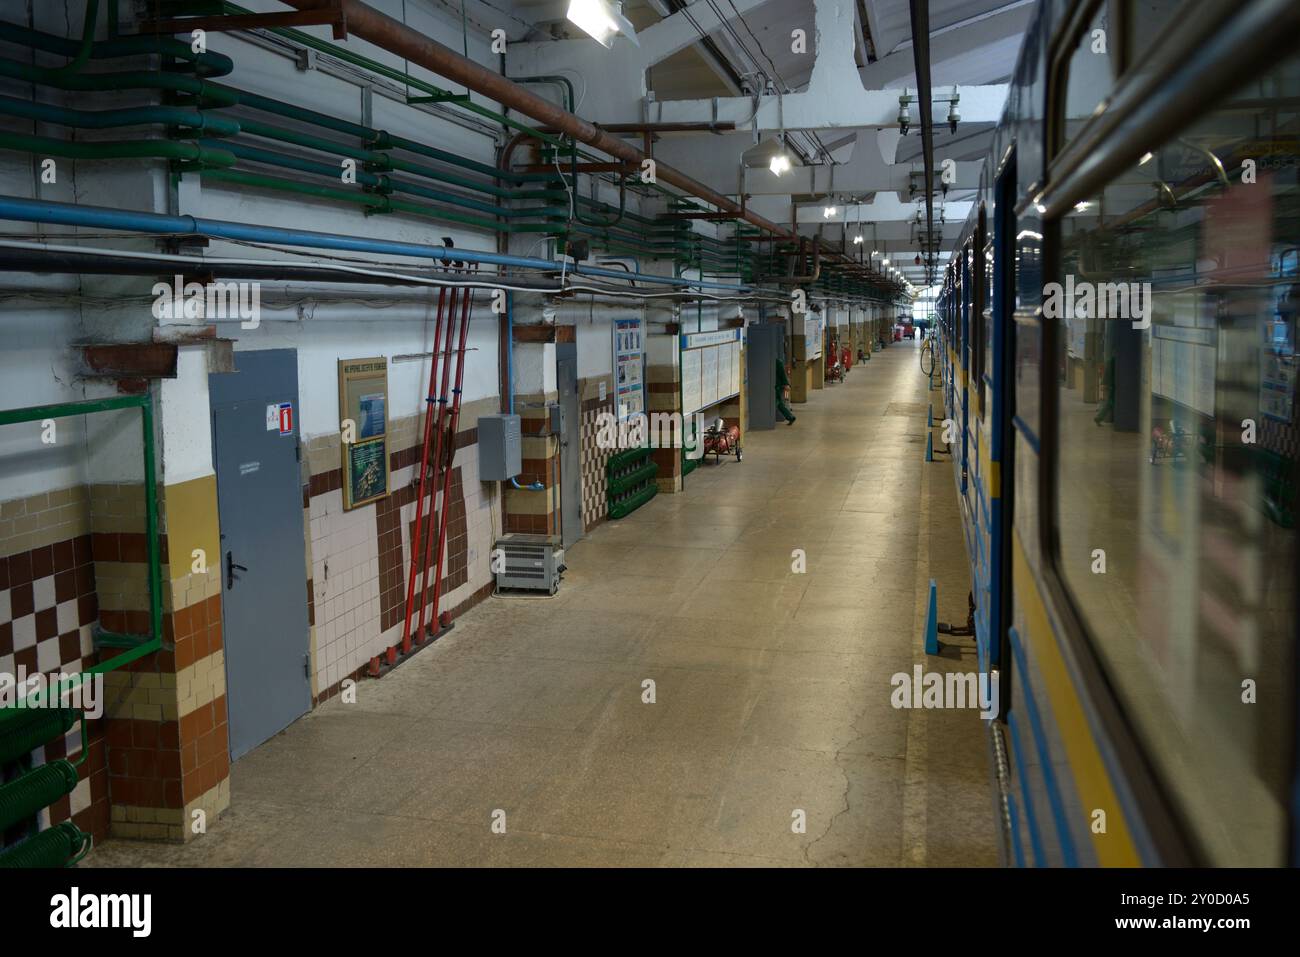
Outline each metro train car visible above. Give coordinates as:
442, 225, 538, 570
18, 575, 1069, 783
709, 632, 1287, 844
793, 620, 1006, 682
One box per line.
935, 0, 1300, 865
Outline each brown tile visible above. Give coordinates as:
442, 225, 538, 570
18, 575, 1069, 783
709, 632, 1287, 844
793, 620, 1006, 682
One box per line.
119, 533, 147, 564
30, 545, 53, 580
0, 555, 8, 589
58, 630, 80, 663
73, 535, 91, 567
8, 550, 31, 586
35, 607, 58, 641
54, 569, 76, 603
74, 563, 94, 597
52, 539, 74, 572
11, 582, 34, 618
77, 593, 98, 627
91, 533, 119, 563
0, 622, 12, 657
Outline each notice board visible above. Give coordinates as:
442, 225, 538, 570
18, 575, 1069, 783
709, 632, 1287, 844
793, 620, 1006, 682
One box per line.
680, 328, 743, 416
613, 317, 645, 422
338, 356, 391, 510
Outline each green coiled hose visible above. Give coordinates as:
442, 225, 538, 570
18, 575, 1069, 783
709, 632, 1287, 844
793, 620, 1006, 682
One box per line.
0, 760, 80, 833
0, 822, 90, 869
0, 708, 79, 765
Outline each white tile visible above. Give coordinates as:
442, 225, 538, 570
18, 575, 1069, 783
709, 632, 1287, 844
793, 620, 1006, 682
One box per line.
12, 615, 36, 651
32, 576, 56, 612
68, 776, 91, 815
0, 590, 10, 624
37, 636, 60, 672
56, 601, 77, 635
0, 653, 13, 679
79, 626, 93, 657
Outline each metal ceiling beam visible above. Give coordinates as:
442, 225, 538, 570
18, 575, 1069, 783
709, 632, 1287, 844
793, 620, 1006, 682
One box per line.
908, 0, 935, 282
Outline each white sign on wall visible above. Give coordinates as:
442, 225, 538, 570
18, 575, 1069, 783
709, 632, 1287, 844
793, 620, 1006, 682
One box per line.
613, 317, 645, 421
680, 328, 743, 416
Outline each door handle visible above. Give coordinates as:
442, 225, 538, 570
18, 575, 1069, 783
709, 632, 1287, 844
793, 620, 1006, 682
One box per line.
226, 550, 248, 590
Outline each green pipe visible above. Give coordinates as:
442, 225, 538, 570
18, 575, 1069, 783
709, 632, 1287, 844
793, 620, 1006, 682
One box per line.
0, 761, 79, 832
201, 168, 564, 234
0, 821, 90, 868
10, 0, 98, 83
0, 59, 239, 105
0, 131, 235, 168
0, 10, 234, 78
0, 95, 240, 136
201, 139, 563, 220
218, 1, 569, 152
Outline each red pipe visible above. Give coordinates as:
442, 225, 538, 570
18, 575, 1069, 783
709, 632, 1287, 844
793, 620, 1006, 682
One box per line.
429, 276, 476, 626
398, 284, 448, 655
415, 284, 460, 640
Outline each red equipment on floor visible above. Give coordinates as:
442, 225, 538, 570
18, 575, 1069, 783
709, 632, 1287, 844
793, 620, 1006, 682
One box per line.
701, 417, 742, 463
374, 251, 475, 677
842, 344, 852, 373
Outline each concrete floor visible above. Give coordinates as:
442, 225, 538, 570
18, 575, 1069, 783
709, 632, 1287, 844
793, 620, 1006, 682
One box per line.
85, 340, 998, 867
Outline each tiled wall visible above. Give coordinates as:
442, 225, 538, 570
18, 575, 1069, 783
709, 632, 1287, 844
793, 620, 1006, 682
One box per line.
302, 400, 499, 699
646, 341, 683, 493
578, 374, 614, 532
502, 394, 561, 536
0, 486, 106, 841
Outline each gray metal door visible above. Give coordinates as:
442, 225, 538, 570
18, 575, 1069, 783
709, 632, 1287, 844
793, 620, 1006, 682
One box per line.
557, 353, 582, 547
209, 350, 311, 759
747, 323, 781, 430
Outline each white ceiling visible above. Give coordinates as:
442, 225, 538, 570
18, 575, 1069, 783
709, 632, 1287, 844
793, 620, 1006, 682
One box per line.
504, 0, 1032, 287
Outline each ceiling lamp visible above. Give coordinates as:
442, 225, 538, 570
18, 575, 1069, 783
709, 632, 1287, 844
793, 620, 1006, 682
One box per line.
567, 0, 639, 48
769, 152, 792, 175
852, 235, 863, 245
823, 205, 838, 218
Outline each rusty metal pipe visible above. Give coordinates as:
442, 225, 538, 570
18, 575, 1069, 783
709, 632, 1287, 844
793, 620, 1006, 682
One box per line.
281, 0, 794, 239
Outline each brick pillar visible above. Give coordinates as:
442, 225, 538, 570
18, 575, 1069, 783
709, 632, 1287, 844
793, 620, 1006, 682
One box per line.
645, 334, 682, 493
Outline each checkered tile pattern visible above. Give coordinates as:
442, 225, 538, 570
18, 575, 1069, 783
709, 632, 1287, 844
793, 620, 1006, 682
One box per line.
0, 536, 100, 822
581, 404, 613, 531
1, 543, 98, 676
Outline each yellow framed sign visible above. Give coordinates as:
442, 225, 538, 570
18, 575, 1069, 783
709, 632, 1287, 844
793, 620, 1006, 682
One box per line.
338, 356, 390, 510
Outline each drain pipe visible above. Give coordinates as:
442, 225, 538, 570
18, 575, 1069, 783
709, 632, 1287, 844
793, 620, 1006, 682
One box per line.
505, 290, 545, 492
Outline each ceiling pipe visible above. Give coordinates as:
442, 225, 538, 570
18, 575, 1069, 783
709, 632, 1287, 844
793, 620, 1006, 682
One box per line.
277, 0, 796, 240
908, 0, 935, 285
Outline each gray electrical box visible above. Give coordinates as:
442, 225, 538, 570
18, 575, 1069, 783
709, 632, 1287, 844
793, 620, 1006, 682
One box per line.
477, 414, 521, 481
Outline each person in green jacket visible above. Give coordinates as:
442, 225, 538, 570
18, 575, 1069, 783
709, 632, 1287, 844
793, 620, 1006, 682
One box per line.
775, 358, 796, 425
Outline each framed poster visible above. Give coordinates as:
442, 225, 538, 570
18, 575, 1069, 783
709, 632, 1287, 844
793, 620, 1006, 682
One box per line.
613, 317, 645, 421
338, 356, 391, 510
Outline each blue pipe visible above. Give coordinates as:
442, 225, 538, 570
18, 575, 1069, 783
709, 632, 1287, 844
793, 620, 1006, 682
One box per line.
505, 289, 545, 492
0, 195, 754, 291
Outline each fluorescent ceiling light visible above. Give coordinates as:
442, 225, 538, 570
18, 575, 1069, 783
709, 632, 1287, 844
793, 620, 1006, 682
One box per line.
769, 153, 792, 175
823, 206, 838, 218
567, 0, 639, 48
1139, 151, 1154, 165
852, 235, 863, 244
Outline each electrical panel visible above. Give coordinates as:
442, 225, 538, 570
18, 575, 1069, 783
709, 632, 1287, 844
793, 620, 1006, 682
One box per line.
477, 414, 521, 481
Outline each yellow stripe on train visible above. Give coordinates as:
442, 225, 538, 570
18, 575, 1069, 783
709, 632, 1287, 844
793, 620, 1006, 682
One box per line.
1012, 531, 1141, 866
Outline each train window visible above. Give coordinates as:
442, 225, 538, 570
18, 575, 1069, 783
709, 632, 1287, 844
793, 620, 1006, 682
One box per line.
1051, 51, 1300, 864
1059, 4, 1118, 151
980, 205, 993, 418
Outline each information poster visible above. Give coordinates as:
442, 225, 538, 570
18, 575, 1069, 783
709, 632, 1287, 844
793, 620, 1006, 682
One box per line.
613, 317, 645, 422
680, 328, 743, 416
338, 356, 391, 510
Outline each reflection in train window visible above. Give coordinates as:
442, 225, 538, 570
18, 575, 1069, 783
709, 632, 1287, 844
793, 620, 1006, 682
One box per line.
1058, 4, 1117, 152
1053, 52, 1299, 865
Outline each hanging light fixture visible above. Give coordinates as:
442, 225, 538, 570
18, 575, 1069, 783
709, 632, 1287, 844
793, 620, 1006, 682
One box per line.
567, 0, 639, 48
